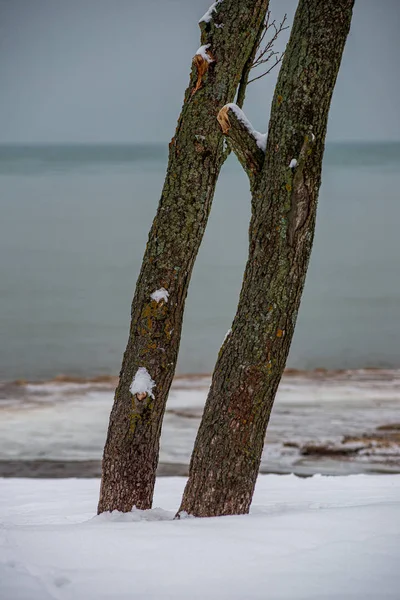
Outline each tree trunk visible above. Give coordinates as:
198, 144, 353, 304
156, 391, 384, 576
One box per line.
178, 0, 354, 518
98, 0, 269, 514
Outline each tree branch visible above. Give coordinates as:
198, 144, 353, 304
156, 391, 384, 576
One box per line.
217, 104, 265, 180
236, 16, 265, 108
248, 11, 288, 84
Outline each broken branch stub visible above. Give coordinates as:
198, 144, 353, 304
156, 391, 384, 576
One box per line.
192, 48, 215, 96
217, 105, 231, 134
217, 105, 265, 178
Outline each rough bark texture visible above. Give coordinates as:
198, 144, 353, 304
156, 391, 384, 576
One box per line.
98, 0, 269, 514
178, 0, 354, 518
217, 105, 265, 181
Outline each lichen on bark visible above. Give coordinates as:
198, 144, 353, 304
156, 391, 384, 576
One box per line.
98, 0, 270, 514
178, 0, 355, 518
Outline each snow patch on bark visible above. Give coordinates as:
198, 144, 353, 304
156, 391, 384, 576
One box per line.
130, 367, 156, 399
199, 0, 223, 24
196, 44, 214, 63
223, 329, 232, 343
150, 288, 169, 303
225, 103, 267, 152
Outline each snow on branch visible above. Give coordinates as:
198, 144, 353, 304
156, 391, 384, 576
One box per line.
217, 104, 266, 179
192, 45, 215, 96
249, 11, 288, 84
130, 367, 156, 400
199, 0, 223, 24
226, 104, 267, 151
195, 44, 215, 64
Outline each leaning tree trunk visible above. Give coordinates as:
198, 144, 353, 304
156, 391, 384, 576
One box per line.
98, 0, 269, 513
178, 0, 354, 518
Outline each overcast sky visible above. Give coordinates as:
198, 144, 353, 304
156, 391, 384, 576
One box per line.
0, 0, 399, 143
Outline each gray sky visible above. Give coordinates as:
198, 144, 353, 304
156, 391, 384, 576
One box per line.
0, 0, 399, 143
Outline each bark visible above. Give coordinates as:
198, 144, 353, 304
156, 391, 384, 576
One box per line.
217, 105, 265, 180
98, 0, 269, 514
178, 0, 354, 518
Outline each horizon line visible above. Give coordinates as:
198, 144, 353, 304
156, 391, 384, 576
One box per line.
1, 139, 400, 147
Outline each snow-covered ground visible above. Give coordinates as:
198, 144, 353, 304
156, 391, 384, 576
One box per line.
1, 475, 399, 599
1, 370, 400, 476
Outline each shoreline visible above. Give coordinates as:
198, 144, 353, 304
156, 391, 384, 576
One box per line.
1, 369, 399, 479
3, 365, 400, 387
1, 458, 398, 479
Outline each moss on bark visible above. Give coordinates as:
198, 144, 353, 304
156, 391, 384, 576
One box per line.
98, 0, 270, 514
178, 0, 355, 518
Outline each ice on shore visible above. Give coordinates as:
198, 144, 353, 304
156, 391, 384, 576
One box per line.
1, 371, 400, 476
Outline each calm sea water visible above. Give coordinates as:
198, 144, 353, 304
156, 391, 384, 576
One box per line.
0, 142, 399, 380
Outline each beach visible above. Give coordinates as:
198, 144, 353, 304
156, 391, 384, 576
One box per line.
1, 369, 399, 478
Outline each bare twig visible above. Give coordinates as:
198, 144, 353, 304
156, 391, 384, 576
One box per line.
248, 55, 285, 84
248, 11, 288, 84
236, 15, 266, 108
